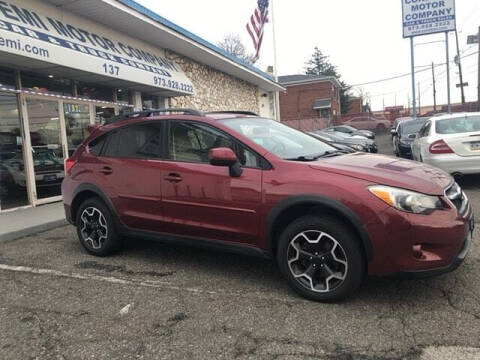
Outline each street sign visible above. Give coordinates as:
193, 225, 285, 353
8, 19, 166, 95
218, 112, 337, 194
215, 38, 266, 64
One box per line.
402, 0, 456, 38
467, 35, 479, 45
456, 83, 468, 88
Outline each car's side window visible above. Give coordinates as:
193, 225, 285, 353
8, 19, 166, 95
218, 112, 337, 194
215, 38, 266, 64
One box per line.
88, 135, 106, 156
168, 121, 260, 168
102, 123, 162, 159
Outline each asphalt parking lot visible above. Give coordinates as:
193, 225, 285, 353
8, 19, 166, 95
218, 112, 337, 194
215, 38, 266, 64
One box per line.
0, 133, 479, 360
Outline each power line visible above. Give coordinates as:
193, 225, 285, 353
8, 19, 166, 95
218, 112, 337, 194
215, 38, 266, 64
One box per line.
346, 51, 479, 89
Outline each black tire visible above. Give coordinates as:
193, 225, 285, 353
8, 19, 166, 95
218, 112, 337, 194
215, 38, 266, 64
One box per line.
75, 197, 121, 256
276, 215, 365, 302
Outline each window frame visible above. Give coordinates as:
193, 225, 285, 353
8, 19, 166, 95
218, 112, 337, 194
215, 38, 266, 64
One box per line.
165, 119, 270, 170
98, 121, 164, 160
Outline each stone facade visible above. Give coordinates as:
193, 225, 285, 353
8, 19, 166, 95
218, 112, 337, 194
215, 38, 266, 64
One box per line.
166, 51, 260, 113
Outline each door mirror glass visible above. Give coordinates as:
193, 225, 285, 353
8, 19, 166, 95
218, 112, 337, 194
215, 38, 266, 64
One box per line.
209, 147, 237, 167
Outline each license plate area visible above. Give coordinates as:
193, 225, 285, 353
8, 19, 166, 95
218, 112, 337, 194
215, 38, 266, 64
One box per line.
43, 174, 57, 182
470, 141, 480, 151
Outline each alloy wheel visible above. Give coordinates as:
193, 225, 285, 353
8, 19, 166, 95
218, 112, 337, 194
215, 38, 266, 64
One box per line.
80, 207, 108, 250
287, 230, 348, 293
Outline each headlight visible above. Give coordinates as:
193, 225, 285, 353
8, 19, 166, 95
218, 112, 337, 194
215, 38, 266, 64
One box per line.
351, 144, 365, 151
368, 185, 443, 214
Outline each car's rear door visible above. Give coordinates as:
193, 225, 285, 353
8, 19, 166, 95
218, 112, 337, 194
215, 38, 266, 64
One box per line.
160, 120, 263, 245
95, 122, 163, 232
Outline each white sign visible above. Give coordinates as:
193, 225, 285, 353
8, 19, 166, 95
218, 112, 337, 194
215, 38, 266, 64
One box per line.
0, 0, 195, 95
402, 0, 456, 38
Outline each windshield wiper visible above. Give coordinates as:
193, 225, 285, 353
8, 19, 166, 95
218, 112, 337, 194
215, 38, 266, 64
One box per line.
316, 149, 350, 158
286, 150, 348, 161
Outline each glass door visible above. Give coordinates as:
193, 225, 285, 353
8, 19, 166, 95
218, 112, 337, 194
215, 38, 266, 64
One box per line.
25, 99, 64, 201
0, 92, 29, 210
64, 103, 90, 157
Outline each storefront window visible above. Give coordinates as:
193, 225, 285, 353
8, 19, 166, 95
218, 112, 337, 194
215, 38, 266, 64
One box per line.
0, 92, 28, 210
21, 72, 72, 96
116, 89, 130, 105
0, 67, 16, 90
25, 99, 64, 200
95, 106, 115, 125
78, 82, 113, 102
64, 103, 90, 157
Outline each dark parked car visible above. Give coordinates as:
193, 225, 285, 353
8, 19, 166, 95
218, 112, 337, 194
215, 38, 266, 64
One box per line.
308, 132, 356, 153
325, 125, 375, 140
392, 118, 427, 158
391, 117, 414, 139
314, 130, 378, 153
62, 109, 474, 302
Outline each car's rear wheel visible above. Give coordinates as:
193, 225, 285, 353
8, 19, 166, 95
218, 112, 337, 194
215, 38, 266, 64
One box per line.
75, 198, 121, 256
277, 215, 365, 302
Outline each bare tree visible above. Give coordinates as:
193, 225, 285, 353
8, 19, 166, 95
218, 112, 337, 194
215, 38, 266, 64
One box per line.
217, 34, 255, 63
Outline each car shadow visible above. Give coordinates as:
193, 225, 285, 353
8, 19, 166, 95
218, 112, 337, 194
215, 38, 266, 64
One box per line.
118, 235, 470, 306
456, 174, 480, 191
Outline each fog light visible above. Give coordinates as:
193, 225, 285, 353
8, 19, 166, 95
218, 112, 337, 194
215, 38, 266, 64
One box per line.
412, 245, 426, 260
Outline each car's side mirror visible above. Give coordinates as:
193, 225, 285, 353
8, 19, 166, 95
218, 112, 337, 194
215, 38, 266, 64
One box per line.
390, 129, 397, 136
209, 147, 243, 177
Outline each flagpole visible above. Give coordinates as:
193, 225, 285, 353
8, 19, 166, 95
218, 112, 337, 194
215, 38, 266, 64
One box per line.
270, 0, 281, 121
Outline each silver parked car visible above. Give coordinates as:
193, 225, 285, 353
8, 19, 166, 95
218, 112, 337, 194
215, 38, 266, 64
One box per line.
411, 113, 480, 175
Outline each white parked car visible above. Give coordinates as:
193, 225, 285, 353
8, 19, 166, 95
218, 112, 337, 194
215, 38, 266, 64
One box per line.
411, 113, 480, 175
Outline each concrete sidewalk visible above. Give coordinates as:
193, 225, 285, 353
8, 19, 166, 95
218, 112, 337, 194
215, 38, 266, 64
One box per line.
0, 202, 67, 242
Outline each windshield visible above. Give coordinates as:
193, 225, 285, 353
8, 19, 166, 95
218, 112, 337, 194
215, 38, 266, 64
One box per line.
220, 117, 336, 159
435, 116, 480, 134
401, 120, 426, 135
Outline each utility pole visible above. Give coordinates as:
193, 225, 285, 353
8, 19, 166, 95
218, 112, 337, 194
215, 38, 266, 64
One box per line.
432, 62, 437, 112
418, 82, 421, 115
467, 27, 480, 111
445, 32, 452, 114
454, 29, 466, 104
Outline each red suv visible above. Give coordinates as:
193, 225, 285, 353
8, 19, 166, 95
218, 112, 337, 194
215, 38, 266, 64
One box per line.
62, 109, 474, 302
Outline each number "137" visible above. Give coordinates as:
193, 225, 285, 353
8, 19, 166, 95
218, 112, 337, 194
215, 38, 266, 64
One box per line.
102, 63, 119, 76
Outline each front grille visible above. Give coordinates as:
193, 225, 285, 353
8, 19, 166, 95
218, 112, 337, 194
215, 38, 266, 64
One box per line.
445, 182, 468, 216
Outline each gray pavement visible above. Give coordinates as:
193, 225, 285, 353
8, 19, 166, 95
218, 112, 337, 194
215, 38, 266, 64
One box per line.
0, 133, 479, 359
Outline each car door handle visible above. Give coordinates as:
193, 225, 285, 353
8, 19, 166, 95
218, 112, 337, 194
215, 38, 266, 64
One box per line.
100, 166, 113, 175
164, 173, 182, 183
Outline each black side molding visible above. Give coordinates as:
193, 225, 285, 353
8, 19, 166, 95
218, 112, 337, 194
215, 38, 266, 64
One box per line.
266, 195, 374, 261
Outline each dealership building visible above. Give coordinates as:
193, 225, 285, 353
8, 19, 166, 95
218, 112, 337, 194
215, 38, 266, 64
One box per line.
0, 0, 282, 212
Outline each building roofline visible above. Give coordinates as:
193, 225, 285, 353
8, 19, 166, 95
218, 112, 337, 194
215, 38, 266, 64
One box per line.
280, 76, 342, 88
117, 0, 282, 89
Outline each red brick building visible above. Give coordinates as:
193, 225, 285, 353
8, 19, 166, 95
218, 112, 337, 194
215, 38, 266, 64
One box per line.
278, 75, 342, 121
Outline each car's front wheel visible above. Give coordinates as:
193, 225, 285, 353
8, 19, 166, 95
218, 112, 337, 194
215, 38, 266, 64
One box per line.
75, 198, 121, 256
277, 215, 365, 302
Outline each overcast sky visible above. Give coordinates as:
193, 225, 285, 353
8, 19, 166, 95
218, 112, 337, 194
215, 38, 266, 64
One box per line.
136, 0, 479, 111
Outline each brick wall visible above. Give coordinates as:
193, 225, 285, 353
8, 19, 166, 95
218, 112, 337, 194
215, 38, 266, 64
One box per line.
279, 81, 340, 121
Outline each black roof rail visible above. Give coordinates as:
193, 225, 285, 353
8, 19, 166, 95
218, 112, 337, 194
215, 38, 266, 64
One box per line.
207, 110, 259, 116
105, 108, 204, 124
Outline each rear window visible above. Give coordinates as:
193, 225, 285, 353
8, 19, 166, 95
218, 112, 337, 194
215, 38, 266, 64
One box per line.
88, 135, 106, 155
435, 116, 480, 134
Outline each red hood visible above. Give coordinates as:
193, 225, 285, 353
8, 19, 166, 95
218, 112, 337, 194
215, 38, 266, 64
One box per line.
309, 153, 452, 195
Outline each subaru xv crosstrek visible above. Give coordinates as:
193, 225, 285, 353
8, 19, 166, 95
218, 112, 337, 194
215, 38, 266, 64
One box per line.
62, 109, 475, 302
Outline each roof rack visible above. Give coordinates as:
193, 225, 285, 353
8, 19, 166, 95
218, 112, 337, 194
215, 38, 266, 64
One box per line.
105, 108, 204, 124
207, 110, 259, 116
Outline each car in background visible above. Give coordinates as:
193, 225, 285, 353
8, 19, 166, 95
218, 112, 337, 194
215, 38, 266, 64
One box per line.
342, 116, 391, 131
308, 132, 356, 153
391, 117, 414, 139
324, 125, 375, 140
391, 118, 427, 158
313, 130, 378, 153
411, 113, 480, 175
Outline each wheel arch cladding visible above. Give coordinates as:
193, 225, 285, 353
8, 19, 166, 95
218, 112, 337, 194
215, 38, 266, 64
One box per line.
71, 184, 118, 224
266, 195, 374, 261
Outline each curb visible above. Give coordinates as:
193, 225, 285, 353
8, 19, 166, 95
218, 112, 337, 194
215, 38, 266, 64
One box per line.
0, 219, 68, 243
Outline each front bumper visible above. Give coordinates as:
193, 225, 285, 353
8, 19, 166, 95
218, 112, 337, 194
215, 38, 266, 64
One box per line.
366, 198, 473, 276
395, 227, 472, 278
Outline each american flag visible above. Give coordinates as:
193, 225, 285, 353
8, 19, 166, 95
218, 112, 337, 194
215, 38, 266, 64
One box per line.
246, 0, 269, 63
